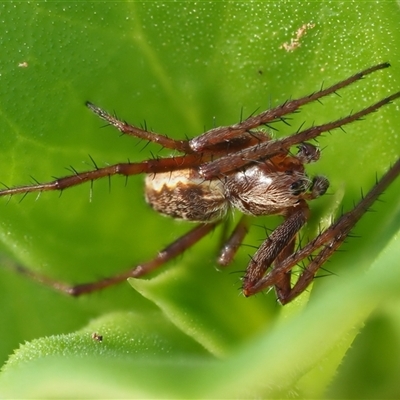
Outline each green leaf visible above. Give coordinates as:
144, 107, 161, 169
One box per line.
0, 1, 399, 399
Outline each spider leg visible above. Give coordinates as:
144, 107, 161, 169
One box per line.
242, 200, 310, 297
199, 90, 400, 179
89, 64, 392, 157
272, 236, 297, 303
5, 222, 218, 296
242, 174, 329, 300
87, 101, 273, 156
0, 154, 203, 197
86, 102, 192, 153
190, 63, 390, 152
244, 158, 400, 304
217, 215, 251, 266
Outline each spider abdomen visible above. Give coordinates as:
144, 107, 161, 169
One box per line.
145, 169, 228, 222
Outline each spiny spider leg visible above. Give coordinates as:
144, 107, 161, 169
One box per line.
242, 201, 310, 297
6, 222, 218, 296
87, 101, 271, 156
217, 215, 250, 266
271, 236, 297, 302
243, 158, 400, 304
0, 154, 203, 197
86, 102, 191, 153
189, 62, 391, 152
200, 90, 400, 179
87, 63, 391, 157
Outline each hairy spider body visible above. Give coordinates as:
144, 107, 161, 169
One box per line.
145, 143, 326, 222
145, 132, 329, 222
1, 62, 399, 304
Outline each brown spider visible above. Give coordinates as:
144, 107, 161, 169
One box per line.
1, 63, 400, 304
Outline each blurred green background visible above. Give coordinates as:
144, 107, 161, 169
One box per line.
0, 1, 399, 398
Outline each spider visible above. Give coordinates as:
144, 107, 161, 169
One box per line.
1, 63, 399, 304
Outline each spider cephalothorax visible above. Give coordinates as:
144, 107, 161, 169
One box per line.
1, 63, 399, 304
